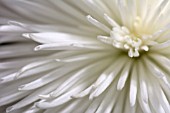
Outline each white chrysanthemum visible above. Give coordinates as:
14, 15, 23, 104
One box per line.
1, 0, 170, 113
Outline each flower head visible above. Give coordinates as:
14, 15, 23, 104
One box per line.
1, 0, 170, 113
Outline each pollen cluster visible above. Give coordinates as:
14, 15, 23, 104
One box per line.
88, 14, 159, 58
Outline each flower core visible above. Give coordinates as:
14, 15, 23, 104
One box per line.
87, 14, 159, 58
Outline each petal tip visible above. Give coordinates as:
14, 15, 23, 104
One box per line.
22, 33, 30, 39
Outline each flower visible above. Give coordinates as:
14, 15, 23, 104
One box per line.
1, 0, 170, 113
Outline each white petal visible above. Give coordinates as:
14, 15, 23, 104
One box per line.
90, 57, 126, 98
117, 61, 132, 90
129, 64, 138, 106
138, 62, 149, 103
104, 13, 120, 27
86, 15, 111, 33
22, 32, 97, 44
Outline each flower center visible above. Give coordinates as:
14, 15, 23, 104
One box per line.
87, 14, 157, 58
100, 26, 150, 57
